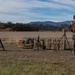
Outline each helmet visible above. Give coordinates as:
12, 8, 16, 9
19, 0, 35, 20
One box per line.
73, 15, 75, 19
73, 15, 75, 17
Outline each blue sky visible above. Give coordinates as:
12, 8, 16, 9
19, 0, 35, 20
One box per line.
0, 0, 75, 23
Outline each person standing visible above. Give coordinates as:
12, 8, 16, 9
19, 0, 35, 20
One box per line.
70, 15, 75, 54
70, 15, 75, 32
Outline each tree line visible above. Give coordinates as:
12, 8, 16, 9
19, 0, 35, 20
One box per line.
0, 22, 39, 31
0, 22, 70, 31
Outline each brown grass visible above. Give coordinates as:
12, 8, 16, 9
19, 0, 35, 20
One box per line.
0, 48, 75, 74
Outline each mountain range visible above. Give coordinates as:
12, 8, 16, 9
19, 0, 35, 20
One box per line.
29, 20, 71, 26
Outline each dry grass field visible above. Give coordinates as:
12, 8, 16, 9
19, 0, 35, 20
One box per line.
0, 44, 75, 75
0, 31, 73, 38
0, 32, 75, 75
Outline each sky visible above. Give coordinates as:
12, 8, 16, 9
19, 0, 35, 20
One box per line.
0, 0, 75, 23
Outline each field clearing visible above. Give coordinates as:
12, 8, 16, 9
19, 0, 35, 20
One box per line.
0, 31, 75, 75
0, 31, 73, 38
0, 49, 75, 75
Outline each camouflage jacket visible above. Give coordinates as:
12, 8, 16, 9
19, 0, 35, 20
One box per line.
70, 21, 75, 32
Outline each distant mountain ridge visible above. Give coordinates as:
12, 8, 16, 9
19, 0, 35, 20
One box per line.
0, 20, 71, 31
29, 20, 72, 26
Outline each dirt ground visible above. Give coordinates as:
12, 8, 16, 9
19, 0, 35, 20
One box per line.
0, 43, 75, 63
0, 43, 75, 75
0, 31, 73, 38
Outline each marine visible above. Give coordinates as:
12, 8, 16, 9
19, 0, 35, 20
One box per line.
70, 15, 75, 32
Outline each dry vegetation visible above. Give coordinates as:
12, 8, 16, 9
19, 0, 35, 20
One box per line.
0, 31, 74, 75
0, 43, 75, 75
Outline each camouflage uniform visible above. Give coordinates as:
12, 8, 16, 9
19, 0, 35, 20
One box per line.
70, 15, 75, 54
70, 21, 75, 32
71, 20, 75, 54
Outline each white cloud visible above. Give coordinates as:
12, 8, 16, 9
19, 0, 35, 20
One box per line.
0, 0, 74, 23
52, 0, 75, 6
0, 0, 73, 13
0, 11, 72, 23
